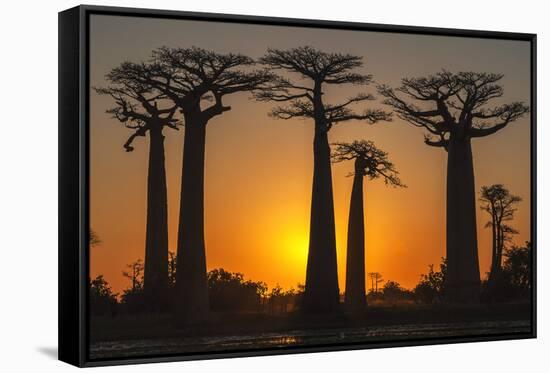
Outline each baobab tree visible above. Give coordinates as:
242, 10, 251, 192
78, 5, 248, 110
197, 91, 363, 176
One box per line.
379, 71, 529, 302
479, 184, 521, 285
146, 47, 273, 321
332, 140, 404, 308
95, 63, 179, 308
258, 46, 392, 312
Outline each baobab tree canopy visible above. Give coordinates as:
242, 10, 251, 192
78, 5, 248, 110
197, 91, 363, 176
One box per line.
378, 71, 529, 149
379, 71, 529, 303
95, 62, 180, 151
258, 46, 391, 129
147, 47, 274, 119
258, 46, 391, 312
332, 140, 404, 187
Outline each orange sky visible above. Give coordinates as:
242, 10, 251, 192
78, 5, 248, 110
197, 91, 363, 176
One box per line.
89, 15, 531, 295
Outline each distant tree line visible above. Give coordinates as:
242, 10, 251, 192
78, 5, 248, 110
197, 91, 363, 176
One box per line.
89, 256, 304, 317
89, 239, 531, 317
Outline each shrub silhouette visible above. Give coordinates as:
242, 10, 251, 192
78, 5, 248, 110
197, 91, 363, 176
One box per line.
207, 268, 267, 312
414, 258, 447, 304
89, 275, 118, 317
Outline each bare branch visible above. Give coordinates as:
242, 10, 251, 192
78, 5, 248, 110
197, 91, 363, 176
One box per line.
270, 100, 314, 120
470, 102, 529, 137
200, 91, 232, 121
424, 134, 449, 150
254, 76, 313, 102
325, 93, 375, 112
328, 108, 392, 125
378, 84, 453, 135
123, 125, 149, 152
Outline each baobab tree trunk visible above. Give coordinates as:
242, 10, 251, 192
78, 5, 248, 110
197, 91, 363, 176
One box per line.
488, 218, 499, 286
490, 219, 497, 274
445, 135, 481, 303
303, 127, 340, 313
488, 224, 505, 300
175, 113, 209, 322
496, 226, 504, 274
143, 124, 169, 309
344, 167, 366, 309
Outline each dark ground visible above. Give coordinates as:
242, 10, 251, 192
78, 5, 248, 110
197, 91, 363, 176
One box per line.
89, 302, 532, 359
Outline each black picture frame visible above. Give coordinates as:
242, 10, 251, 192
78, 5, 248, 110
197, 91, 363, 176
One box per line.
58, 4, 537, 367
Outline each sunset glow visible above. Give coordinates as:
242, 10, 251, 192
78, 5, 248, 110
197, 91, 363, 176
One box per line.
89, 15, 531, 296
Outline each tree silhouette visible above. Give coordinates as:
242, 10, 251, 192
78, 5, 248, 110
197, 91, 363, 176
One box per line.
258, 46, 391, 312
146, 47, 273, 321
90, 230, 101, 247
503, 241, 531, 297
479, 184, 521, 286
414, 258, 447, 304
379, 71, 529, 303
95, 63, 180, 309
381, 281, 411, 303
332, 140, 404, 308
207, 268, 268, 312
367, 272, 384, 293
122, 259, 144, 293
120, 259, 145, 312
89, 275, 118, 316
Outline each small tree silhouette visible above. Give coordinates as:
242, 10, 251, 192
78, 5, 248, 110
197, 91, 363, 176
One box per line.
503, 241, 531, 298
89, 275, 118, 316
120, 259, 145, 312
379, 71, 528, 303
332, 140, 404, 308
367, 272, 384, 293
258, 46, 391, 312
479, 184, 521, 286
414, 258, 447, 304
145, 47, 274, 321
89, 230, 101, 247
122, 259, 144, 293
95, 62, 180, 309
